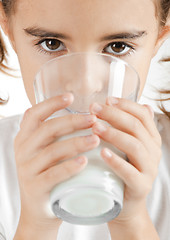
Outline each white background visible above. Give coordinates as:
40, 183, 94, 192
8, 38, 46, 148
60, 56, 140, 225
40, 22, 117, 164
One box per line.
0, 32, 170, 119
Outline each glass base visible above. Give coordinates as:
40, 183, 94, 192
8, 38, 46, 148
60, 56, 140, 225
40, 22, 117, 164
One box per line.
51, 187, 122, 225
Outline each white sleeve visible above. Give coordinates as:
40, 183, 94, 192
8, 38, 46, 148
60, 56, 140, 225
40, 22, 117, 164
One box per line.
0, 116, 21, 240
0, 224, 6, 240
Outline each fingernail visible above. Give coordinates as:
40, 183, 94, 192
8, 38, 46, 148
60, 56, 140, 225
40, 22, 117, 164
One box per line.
144, 105, 154, 119
150, 107, 154, 119
95, 122, 107, 133
75, 156, 86, 164
62, 93, 73, 102
22, 108, 31, 121
103, 148, 113, 158
85, 135, 98, 145
84, 115, 97, 124
91, 103, 103, 114
108, 97, 119, 105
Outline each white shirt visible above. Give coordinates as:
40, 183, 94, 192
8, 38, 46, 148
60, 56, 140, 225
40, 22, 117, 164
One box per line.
0, 113, 170, 240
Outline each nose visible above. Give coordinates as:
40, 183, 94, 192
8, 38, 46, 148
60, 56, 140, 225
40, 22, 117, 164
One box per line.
64, 54, 108, 97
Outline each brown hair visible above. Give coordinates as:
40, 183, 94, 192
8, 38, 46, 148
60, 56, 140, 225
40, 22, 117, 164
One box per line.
0, 0, 170, 113
159, 0, 170, 25
158, 56, 170, 118
0, 30, 8, 74
0, 0, 16, 74
159, 1, 170, 118
159, 88, 170, 118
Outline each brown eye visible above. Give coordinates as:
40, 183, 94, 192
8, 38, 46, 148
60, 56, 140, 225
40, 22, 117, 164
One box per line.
45, 39, 60, 50
41, 39, 66, 52
104, 42, 133, 56
111, 42, 126, 53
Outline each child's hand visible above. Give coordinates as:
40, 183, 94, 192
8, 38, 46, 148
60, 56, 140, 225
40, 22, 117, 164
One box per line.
90, 97, 161, 221
14, 93, 99, 240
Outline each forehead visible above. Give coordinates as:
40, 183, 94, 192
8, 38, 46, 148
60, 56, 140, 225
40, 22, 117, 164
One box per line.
14, 0, 158, 36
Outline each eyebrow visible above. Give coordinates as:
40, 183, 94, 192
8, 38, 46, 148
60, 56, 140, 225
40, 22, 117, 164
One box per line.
24, 27, 71, 40
24, 27, 147, 42
100, 31, 147, 41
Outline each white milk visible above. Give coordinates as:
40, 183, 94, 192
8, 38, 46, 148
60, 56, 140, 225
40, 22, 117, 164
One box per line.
50, 127, 125, 224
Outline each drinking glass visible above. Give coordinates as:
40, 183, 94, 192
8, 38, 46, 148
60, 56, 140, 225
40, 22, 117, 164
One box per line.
34, 52, 140, 225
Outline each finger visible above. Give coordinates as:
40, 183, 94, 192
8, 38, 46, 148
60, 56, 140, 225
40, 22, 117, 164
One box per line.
143, 104, 154, 119
24, 135, 100, 174
101, 148, 142, 190
21, 114, 97, 156
90, 103, 154, 149
18, 93, 74, 142
36, 155, 88, 193
92, 122, 149, 172
107, 97, 161, 146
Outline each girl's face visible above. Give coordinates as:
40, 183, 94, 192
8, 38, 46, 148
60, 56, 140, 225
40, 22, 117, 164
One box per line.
1, 0, 167, 104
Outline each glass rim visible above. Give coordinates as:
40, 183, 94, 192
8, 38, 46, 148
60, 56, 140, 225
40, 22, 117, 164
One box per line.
34, 52, 140, 84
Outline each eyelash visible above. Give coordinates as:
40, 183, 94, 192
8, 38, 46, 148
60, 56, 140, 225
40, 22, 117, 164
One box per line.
103, 42, 135, 58
34, 38, 136, 57
35, 38, 66, 56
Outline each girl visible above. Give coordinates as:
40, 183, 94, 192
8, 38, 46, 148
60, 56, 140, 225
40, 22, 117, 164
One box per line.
0, 0, 170, 239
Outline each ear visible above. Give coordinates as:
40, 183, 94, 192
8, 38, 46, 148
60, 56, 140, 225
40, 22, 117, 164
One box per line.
152, 25, 170, 57
0, 3, 17, 52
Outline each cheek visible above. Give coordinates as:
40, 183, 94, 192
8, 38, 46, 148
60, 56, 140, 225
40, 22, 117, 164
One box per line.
17, 52, 40, 105
135, 59, 152, 97
126, 49, 156, 98
18, 58, 38, 105
15, 40, 52, 105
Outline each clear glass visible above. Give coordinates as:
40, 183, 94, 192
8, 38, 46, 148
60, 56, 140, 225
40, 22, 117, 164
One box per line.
34, 52, 140, 225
